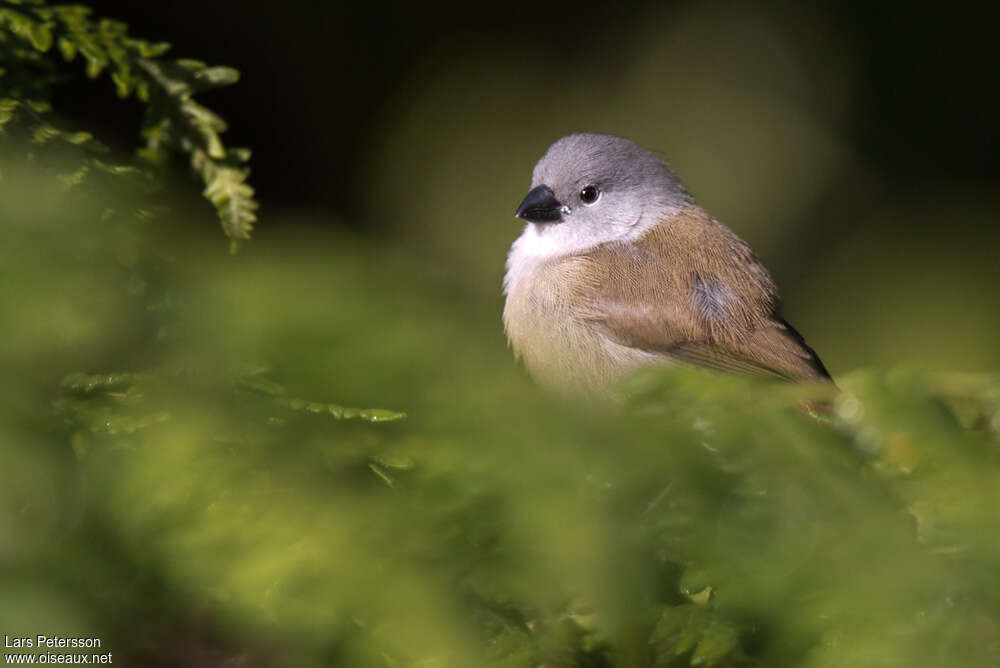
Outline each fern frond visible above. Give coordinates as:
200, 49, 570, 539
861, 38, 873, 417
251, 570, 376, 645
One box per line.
0, 0, 259, 247
196, 150, 258, 250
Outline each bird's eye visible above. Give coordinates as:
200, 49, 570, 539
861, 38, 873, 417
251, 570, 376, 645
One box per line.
579, 185, 599, 204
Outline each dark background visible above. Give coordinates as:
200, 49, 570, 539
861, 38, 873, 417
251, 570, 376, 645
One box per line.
56, 0, 1000, 374
71, 0, 1000, 213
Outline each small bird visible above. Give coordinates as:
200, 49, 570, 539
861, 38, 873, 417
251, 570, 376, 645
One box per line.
503, 133, 830, 396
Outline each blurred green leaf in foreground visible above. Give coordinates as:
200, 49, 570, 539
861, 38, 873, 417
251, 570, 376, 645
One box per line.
2, 144, 1000, 668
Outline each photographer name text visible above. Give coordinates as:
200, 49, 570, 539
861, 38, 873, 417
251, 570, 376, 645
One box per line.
5, 637, 101, 650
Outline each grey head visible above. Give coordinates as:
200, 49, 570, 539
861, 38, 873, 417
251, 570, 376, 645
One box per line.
514, 133, 693, 256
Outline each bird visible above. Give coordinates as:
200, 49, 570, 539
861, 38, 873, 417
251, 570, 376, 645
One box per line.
503, 133, 831, 396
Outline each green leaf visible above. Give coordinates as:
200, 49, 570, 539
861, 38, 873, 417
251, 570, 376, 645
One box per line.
194, 66, 240, 87
175, 57, 207, 70
229, 147, 251, 163
111, 68, 131, 97
201, 163, 258, 244
64, 131, 94, 145
28, 21, 53, 51
0, 98, 20, 127
132, 39, 171, 58
85, 55, 106, 78
32, 124, 60, 143
58, 36, 76, 61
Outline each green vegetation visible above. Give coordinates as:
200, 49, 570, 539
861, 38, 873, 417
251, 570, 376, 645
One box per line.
2, 4, 999, 667
4, 151, 1000, 666
0, 0, 257, 248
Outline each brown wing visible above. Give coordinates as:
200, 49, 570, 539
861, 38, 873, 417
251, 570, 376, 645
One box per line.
665, 318, 831, 381
580, 207, 831, 383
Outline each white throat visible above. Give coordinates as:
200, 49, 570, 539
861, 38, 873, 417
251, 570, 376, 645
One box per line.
503, 224, 575, 298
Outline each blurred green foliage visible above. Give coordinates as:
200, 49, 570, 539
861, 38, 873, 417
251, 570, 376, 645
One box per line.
3, 4, 1000, 666
2, 144, 1000, 667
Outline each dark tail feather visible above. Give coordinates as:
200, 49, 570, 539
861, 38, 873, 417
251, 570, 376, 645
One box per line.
778, 317, 833, 382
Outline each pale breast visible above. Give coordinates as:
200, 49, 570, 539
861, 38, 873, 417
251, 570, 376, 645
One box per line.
503, 249, 658, 395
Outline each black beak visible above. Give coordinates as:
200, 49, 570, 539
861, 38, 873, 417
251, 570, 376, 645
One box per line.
515, 185, 563, 223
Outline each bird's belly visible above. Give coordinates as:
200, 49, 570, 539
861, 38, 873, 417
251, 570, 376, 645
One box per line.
503, 262, 658, 395
516, 318, 658, 395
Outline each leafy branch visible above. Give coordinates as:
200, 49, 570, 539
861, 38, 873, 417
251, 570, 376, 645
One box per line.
0, 0, 258, 249
58, 367, 407, 434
